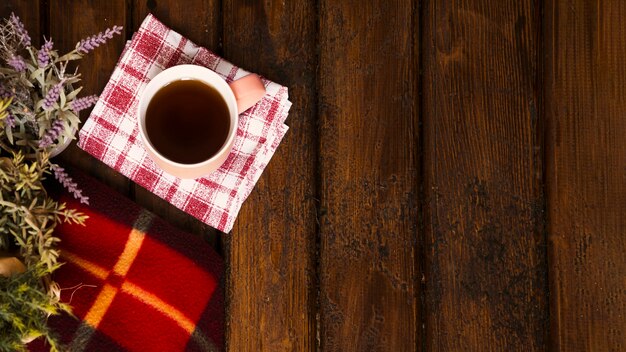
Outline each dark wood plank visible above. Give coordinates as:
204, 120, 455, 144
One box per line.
222, 1, 318, 351
0, 0, 41, 47
50, 0, 130, 195
318, 1, 419, 350
545, 1, 626, 350
134, 0, 220, 51
131, 0, 221, 245
422, 1, 547, 350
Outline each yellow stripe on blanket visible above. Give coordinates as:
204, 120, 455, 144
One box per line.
121, 281, 196, 334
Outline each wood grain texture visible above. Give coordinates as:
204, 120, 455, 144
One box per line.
422, 1, 547, 351
131, 0, 221, 244
50, 0, 130, 196
318, 1, 420, 350
545, 0, 626, 350
134, 0, 220, 50
222, 1, 318, 351
6, 1, 625, 349
0, 0, 41, 47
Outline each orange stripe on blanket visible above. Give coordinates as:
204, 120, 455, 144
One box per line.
121, 281, 196, 334
61, 210, 154, 331
62, 251, 109, 280
113, 211, 153, 276
83, 284, 118, 328
61, 251, 116, 329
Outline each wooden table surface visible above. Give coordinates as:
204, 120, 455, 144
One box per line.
4, 1, 625, 351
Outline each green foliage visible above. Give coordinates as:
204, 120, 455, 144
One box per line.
0, 11, 127, 350
0, 95, 87, 349
0, 148, 87, 350
0, 97, 10, 121
0, 12, 121, 351
0, 150, 88, 268
0, 262, 71, 352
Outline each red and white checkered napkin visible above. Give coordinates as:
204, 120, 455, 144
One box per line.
78, 14, 290, 232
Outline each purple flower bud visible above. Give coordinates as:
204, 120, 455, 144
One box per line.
38, 118, 64, 148
0, 85, 12, 99
50, 164, 89, 204
76, 25, 123, 54
4, 113, 15, 128
9, 13, 31, 47
7, 55, 26, 72
37, 38, 54, 67
42, 81, 64, 111
71, 94, 98, 113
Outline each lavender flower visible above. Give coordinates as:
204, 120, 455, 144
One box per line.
71, 94, 98, 113
0, 84, 11, 99
37, 38, 54, 67
9, 13, 31, 47
76, 25, 123, 54
42, 80, 65, 111
50, 164, 89, 204
38, 118, 64, 148
4, 113, 15, 128
7, 55, 26, 72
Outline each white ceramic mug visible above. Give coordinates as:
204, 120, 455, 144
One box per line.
138, 65, 265, 179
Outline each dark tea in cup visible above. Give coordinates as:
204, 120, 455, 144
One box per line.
138, 65, 265, 179
145, 79, 231, 164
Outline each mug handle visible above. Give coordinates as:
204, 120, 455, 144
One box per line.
228, 74, 266, 113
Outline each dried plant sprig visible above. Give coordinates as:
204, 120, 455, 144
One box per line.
0, 151, 88, 352
38, 118, 64, 148
0, 262, 71, 352
7, 54, 25, 72
3, 113, 15, 128
76, 25, 123, 54
0, 96, 11, 120
0, 151, 88, 267
37, 38, 53, 67
70, 94, 98, 113
0, 13, 122, 156
49, 163, 89, 204
42, 80, 65, 111
0, 12, 117, 348
0, 84, 11, 98
9, 13, 30, 47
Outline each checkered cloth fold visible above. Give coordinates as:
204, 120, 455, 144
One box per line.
29, 170, 224, 351
78, 14, 291, 232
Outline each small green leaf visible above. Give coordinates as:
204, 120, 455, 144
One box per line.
65, 86, 83, 101
29, 68, 44, 81
6, 126, 13, 144
60, 88, 66, 108
35, 99, 45, 111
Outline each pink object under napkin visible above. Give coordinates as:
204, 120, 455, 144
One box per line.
78, 14, 291, 232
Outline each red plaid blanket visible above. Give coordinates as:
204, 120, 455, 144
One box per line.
78, 14, 291, 232
29, 170, 224, 351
